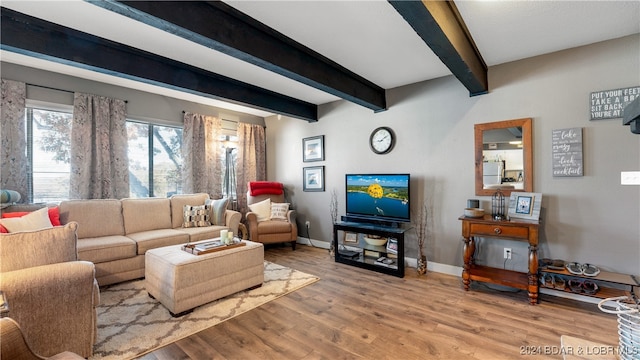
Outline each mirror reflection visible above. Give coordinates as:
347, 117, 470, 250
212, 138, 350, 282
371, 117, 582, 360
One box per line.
482, 127, 524, 189
475, 118, 533, 196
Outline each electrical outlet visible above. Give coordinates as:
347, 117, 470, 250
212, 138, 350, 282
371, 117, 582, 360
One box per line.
621, 171, 640, 185
305, 220, 310, 228
504, 248, 512, 259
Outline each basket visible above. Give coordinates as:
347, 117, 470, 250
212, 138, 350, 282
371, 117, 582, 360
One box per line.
598, 296, 640, 360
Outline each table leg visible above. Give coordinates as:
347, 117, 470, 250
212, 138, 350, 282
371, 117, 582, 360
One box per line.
462, 236, 474, 291
528, 244, 539, 304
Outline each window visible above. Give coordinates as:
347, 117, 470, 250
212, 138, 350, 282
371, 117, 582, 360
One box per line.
27, 106, 72, 203
127, 121, 183, 198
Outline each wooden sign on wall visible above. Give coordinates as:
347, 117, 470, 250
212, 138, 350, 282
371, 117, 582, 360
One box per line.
552, 127, 583, 177
590, 86, 640, 120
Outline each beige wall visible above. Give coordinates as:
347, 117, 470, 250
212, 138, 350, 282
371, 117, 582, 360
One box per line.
266, 34, 640, 275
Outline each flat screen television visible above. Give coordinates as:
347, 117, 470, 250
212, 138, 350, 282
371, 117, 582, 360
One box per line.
345, 174, 410, 224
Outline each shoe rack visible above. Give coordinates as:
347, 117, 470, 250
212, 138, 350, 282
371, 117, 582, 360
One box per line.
539, 267, 639, 299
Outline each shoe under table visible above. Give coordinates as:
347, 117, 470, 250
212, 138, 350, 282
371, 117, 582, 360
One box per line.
145, 240, 264, 316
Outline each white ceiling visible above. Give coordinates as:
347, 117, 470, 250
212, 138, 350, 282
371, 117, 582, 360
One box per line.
2, 0, 639, 118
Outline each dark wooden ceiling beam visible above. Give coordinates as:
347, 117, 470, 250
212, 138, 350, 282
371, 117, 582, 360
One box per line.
0, 7, 318, 122
388, 0, 488, 96
91, 0, 387, 112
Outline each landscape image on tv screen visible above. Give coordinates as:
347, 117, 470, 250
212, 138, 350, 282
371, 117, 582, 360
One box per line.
346, 174, 410, 222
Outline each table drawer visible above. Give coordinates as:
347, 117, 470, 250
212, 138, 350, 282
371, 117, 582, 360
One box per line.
470, 223, 529, 239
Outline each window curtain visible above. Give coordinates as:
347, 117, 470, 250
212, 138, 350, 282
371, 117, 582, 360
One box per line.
0, 79, 28, 202
70, 92, 129, 199
236, 122, 266, 214
182, 112, 224, 197
223, 147, 237, 209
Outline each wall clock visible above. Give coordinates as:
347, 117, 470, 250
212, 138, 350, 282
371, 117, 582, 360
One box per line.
369, 127, 395, 154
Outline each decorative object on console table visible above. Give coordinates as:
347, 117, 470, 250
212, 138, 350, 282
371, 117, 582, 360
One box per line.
507, 192, 542, 221
302, 135, 324, 162
303, 166, 325, 192
459, 214, 540, 305
491, 189, 506, 220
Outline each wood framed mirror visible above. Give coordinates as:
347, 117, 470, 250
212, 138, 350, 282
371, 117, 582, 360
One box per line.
475, 118, 533, 196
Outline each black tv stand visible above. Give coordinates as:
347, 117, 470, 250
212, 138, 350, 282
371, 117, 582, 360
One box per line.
340, 215, 401, 228
333, 221, 410, 277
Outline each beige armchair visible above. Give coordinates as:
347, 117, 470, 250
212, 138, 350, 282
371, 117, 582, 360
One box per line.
245, 184, 298, 250
1, 317, 84, 360
0, 222, 99, 358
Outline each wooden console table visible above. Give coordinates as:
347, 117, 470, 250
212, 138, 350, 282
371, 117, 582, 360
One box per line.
459, 215, 540, 305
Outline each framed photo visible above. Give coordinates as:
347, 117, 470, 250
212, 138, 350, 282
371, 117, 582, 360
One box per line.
303, 135, 324, 162
343, 232, 357, 243
386, 238, 398, 255
508, 192, 542, 221
303, 166, 325, 192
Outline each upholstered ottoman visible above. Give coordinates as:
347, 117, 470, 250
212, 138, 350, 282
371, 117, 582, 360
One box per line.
145, 240, 264, 316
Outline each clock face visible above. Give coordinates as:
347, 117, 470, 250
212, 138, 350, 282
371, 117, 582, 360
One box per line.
369, 127, 395, 154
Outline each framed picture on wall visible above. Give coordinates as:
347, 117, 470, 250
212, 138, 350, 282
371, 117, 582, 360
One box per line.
303, 166, 325, 192
303, 135, 324, 162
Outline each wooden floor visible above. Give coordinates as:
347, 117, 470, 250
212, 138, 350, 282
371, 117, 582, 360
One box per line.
141, 245, 620, 360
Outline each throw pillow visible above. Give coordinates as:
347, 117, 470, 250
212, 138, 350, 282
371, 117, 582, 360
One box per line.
248, 198, 271, 222
1, 206, 62, 226
182, 205, 212, 228
270, 202, 290, 221
0, 207, 53, 233
205, 198, 229, 226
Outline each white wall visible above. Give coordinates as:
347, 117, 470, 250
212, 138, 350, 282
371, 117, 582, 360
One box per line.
266, 34, 640, 275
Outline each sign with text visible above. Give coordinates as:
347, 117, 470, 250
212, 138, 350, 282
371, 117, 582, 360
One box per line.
552, 127, 583, 177
590, 86, 640, 120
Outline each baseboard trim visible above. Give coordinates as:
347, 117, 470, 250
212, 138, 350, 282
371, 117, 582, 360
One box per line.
295, 238, 598, 304
297, 237, 330, 250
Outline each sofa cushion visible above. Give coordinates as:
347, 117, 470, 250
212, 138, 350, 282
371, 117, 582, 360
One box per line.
59, 199, 124, 239
174, 225, 227, 242
270, 203, 290, 221
182, 205, 212, 228
1, 206, 61, 226
76, 235, 137, 264
257, 220, 293, 234
0, 222, 78, 272
170, 193, 209, 228
0, 207, 53, 232
248, 198, 271, 222
121, 198, 172, 235
126, 229, 189, 255
205, 198, 229, 225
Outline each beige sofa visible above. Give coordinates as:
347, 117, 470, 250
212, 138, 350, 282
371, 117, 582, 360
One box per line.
57, 193, 241, 286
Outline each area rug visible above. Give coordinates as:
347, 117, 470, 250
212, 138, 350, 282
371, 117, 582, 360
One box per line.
90, 261, 319, 360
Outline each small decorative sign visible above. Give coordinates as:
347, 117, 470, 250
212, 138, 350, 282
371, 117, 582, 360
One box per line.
552, 127, 583, 177
590, 86, 640, 120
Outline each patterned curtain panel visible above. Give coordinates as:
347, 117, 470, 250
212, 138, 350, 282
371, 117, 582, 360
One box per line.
0, 79, 28, 202
182, 112, 223, 197
236, 122, 266, 215
70, 93, 129, 199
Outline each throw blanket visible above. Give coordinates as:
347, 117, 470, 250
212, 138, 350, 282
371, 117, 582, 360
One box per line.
249, 181, 283, 196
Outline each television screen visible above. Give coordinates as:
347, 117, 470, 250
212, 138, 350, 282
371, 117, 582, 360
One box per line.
345, 174, 410, 223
